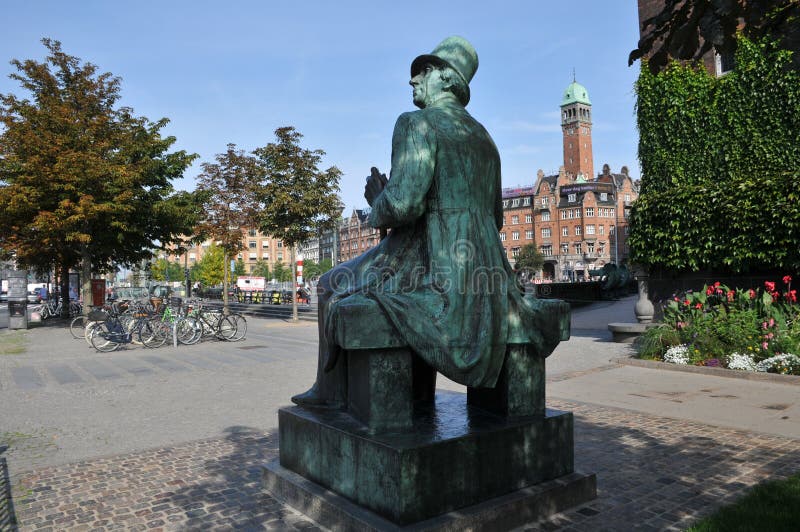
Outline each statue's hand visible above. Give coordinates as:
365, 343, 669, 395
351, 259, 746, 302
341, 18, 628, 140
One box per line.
364, 167, 388, 207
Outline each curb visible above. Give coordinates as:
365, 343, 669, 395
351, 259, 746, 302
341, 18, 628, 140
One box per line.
614, 356, 800, 386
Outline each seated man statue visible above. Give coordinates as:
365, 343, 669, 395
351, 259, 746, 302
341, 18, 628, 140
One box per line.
293, 36, 564, 408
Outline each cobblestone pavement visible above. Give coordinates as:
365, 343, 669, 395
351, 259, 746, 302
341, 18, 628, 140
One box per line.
7, 398, 800, 531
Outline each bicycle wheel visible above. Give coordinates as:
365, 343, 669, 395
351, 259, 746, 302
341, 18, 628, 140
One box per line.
215, 315, 237, 341
84, 321, 102, 346
90, 322, 120, 352
176, 317, 202, 345
140, 319, 168, 348
228, 314, 247, 341
69, 315, 88, 339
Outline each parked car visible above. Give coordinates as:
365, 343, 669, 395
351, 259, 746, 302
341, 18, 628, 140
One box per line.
27, 290, 39, 303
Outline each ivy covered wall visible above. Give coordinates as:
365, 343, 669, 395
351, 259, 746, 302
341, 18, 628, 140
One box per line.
630, 37, 800, 273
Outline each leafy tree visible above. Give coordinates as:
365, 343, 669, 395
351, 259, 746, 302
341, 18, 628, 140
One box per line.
195, 144, 259, 312
302, 259, 322, 281
151, 258, 183, 282
514, 244, 545, 278
271, 261, 293, 283
630, 36, 800, 273
250, 259, 271, 279
234, 259, 246, 281
254, 127, 342, 320
630, 0, 800, 73
0, 39, 197, 313
318, 258, 333, 274
193, 243, 224, 287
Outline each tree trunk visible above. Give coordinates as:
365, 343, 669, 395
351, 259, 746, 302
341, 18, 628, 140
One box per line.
80, 244, 92, 315
291, 246, 298, 322
60, 263, 70, 317
223, 251, 229, 315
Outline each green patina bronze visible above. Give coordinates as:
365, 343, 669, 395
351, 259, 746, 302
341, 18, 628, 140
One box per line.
269, 37, 592, 527
292, 36, 568, 408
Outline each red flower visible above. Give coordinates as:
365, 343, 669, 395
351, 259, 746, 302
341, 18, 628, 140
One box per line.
749, 289, 756, 299
706, 287, 714, 296
695, 303, 703, 309
765, 281, 776, 292
684, 299, 691, 306
783, 275, 792, 285
772, 291, 780, 302
714, 281, 721, 288
727, 290, 735, 302
787, 290, 797, 303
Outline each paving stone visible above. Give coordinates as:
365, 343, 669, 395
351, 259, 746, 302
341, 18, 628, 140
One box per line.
6, 399, 800, 530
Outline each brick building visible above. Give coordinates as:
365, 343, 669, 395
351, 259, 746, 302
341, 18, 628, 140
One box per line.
500, 79, 638, 279
338, 209, 380, 263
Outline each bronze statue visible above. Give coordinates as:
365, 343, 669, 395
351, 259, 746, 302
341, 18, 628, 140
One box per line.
292, 36, 564, 407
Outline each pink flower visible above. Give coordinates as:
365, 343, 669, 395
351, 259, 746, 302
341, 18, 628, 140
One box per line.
783, 275, 792, 285
713, 281, 721, 288
695, 303, 703, 310
706, 287, 714, 296
772, 291, 780, 302
727, 290, 735, 302
762, 342, 769, 350
769, 318, 775, 327
765, 281, 776, 292
762, 322, 769, 330
676, 321, 686, 330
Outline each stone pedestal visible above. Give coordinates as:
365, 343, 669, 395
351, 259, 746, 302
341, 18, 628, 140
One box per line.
265, 392, 596, 528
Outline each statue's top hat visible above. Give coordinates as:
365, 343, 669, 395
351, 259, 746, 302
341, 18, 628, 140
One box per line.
411, 36, 478, 106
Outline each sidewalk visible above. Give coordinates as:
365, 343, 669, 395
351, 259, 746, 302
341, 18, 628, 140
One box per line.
1, 298, 798, 531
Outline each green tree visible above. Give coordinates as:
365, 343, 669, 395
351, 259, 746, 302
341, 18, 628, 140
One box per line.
302, 259, 322, 281
193, 243, 224, 287
514, 244, 545, 279
250, 259, 271, 279
195, 144, 259, 312
151, 258, 183, 282
254, 127, 342, 320
629, 0, 800, 73
233, 259, 246, 281
0, 39, 197, 314
271, 261, 293, 283
318, 258, 333, 274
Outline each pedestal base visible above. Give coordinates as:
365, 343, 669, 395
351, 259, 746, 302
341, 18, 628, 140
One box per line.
263, 459, 596, 531
270, 391, 594, 526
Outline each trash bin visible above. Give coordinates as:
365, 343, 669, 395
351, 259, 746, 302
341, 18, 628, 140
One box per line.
9, 299, 27, 329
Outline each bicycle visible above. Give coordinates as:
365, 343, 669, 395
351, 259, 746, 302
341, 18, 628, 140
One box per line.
89, 310, 160, 352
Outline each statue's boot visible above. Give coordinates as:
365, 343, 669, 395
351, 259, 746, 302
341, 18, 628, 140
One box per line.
291, 382, 342, 409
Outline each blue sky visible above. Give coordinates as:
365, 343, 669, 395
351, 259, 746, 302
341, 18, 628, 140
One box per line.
0, 1, 643, 211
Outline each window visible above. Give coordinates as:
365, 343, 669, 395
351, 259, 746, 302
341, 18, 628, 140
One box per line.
249, 252, 257, 261
609, 225, 615, 235
249, 241, 256, 249
574, 208, 581, 218
561, 210, 568, 220
512, 231, 520, 240
511, 215, 519, 225
262, 241, 269, 248
574, 243, 582, 254
526, 214, 533, 223
277, 252, 283, 260
502, 216, 506, 226
586, 225, 595, 235
562, 227, 569, 237
568, 193, 576, 203
599, 225, 605, 235
522, 197, 530, 206
277, 242, 283, 248
512, 247, 520, 258
568, 210, 574, 219
541, 197, 549, 206
624, 194, 631, 203
625, 226, 630, 235
585, 207, 594, 217
502, 200, 509, 208
541, 245, 552, 256
263, 254, 269, 260
575, 226, 582, 236
541, 228, 551, 238
189, 253, 196, 261
525, 230, 533, 239
248, 229, 257, 237
587, 242, 595, 253
500, 232, 506, 241
600, 193, 608, 201
561, 243, 569, 255
715, 49, 735, 76
540, 211, 549, 222
512, 198, 520, 207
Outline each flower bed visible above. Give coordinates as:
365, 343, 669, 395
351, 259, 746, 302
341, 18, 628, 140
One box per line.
637, 277, 800, 376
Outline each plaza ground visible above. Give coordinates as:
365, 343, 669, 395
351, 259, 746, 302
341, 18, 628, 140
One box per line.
1, 296, 799, 530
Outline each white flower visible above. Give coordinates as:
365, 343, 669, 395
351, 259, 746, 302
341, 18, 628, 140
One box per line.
663, 344, 690, 365
727, 352, 757, 371
755, 353, 800, 374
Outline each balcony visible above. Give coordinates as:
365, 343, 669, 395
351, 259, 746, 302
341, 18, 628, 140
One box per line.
583, 252, 599, 261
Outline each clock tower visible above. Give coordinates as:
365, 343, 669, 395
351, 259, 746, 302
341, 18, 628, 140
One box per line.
560, 78, 593, 180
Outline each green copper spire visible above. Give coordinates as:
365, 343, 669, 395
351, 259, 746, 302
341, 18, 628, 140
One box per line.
561, 79, 591, 106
